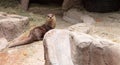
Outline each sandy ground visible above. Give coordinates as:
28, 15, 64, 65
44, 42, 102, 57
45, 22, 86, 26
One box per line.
1, 4, 120, 65
87, 12, 120, 43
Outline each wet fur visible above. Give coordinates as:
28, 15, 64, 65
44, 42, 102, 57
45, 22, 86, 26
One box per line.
8, 14, 56, 47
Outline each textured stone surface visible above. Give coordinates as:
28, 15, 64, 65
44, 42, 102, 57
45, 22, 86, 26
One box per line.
44, 29, 120, 65
68, 23, 90, 34
62, 0, 81, 10
63, 9, 83, 23
0, 12, 29, 41
63, 9, 95, 24
43, 29, 74, 65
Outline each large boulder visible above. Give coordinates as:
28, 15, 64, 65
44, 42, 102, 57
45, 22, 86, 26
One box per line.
43, 29, 74, 65
0, 12, 29, 41
43, 29, 120, 65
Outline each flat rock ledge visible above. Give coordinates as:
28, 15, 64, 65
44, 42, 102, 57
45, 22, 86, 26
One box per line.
0, 12, 29, 41
44, 29, 120, 65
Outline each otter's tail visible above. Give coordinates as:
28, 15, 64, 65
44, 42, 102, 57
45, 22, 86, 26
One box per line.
8, 36, 34, 48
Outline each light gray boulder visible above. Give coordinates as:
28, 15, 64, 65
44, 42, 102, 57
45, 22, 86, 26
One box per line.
43, 29, 120, 65
63, 9, 95, 25
0, 12, 29, 41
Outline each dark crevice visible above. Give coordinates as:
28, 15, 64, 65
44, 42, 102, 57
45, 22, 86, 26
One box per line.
30, 0, 64, 6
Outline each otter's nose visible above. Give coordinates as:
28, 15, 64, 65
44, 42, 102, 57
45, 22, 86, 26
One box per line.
50, 17, 52, 19
47, 16, 51, 18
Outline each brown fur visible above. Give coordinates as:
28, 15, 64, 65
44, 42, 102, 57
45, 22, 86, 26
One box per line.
8, 14, 56, 47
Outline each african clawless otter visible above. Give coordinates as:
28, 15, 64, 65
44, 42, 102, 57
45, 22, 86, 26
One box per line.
8, 14, 56, 47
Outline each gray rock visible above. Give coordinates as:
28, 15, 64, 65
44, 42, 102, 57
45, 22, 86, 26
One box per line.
63, 9, 83, 23
0, 13, 29, 41
68, 23, 90, 34
81, 15, 95, 25
62, 0, 82, 10
63, 9, 96, 25
43, 29, 120, 65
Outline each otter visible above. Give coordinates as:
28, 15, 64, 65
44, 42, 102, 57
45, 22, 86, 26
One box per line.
8, 14, 56, 47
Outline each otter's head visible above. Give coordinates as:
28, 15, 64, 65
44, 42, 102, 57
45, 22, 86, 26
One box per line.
46, 14, 56, 22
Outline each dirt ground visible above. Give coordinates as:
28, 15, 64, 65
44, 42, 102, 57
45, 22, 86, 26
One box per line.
0, 3, 120, 65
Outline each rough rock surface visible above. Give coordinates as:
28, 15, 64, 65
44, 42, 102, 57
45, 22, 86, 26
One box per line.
0, 12, 29, 41
63, 9, 96, 24
68, 23, 90, 34
44, 29, 120, 65
62, 0, 82, 10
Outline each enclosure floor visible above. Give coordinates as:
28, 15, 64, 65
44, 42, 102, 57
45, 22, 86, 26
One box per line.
0, 4, 120, 65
